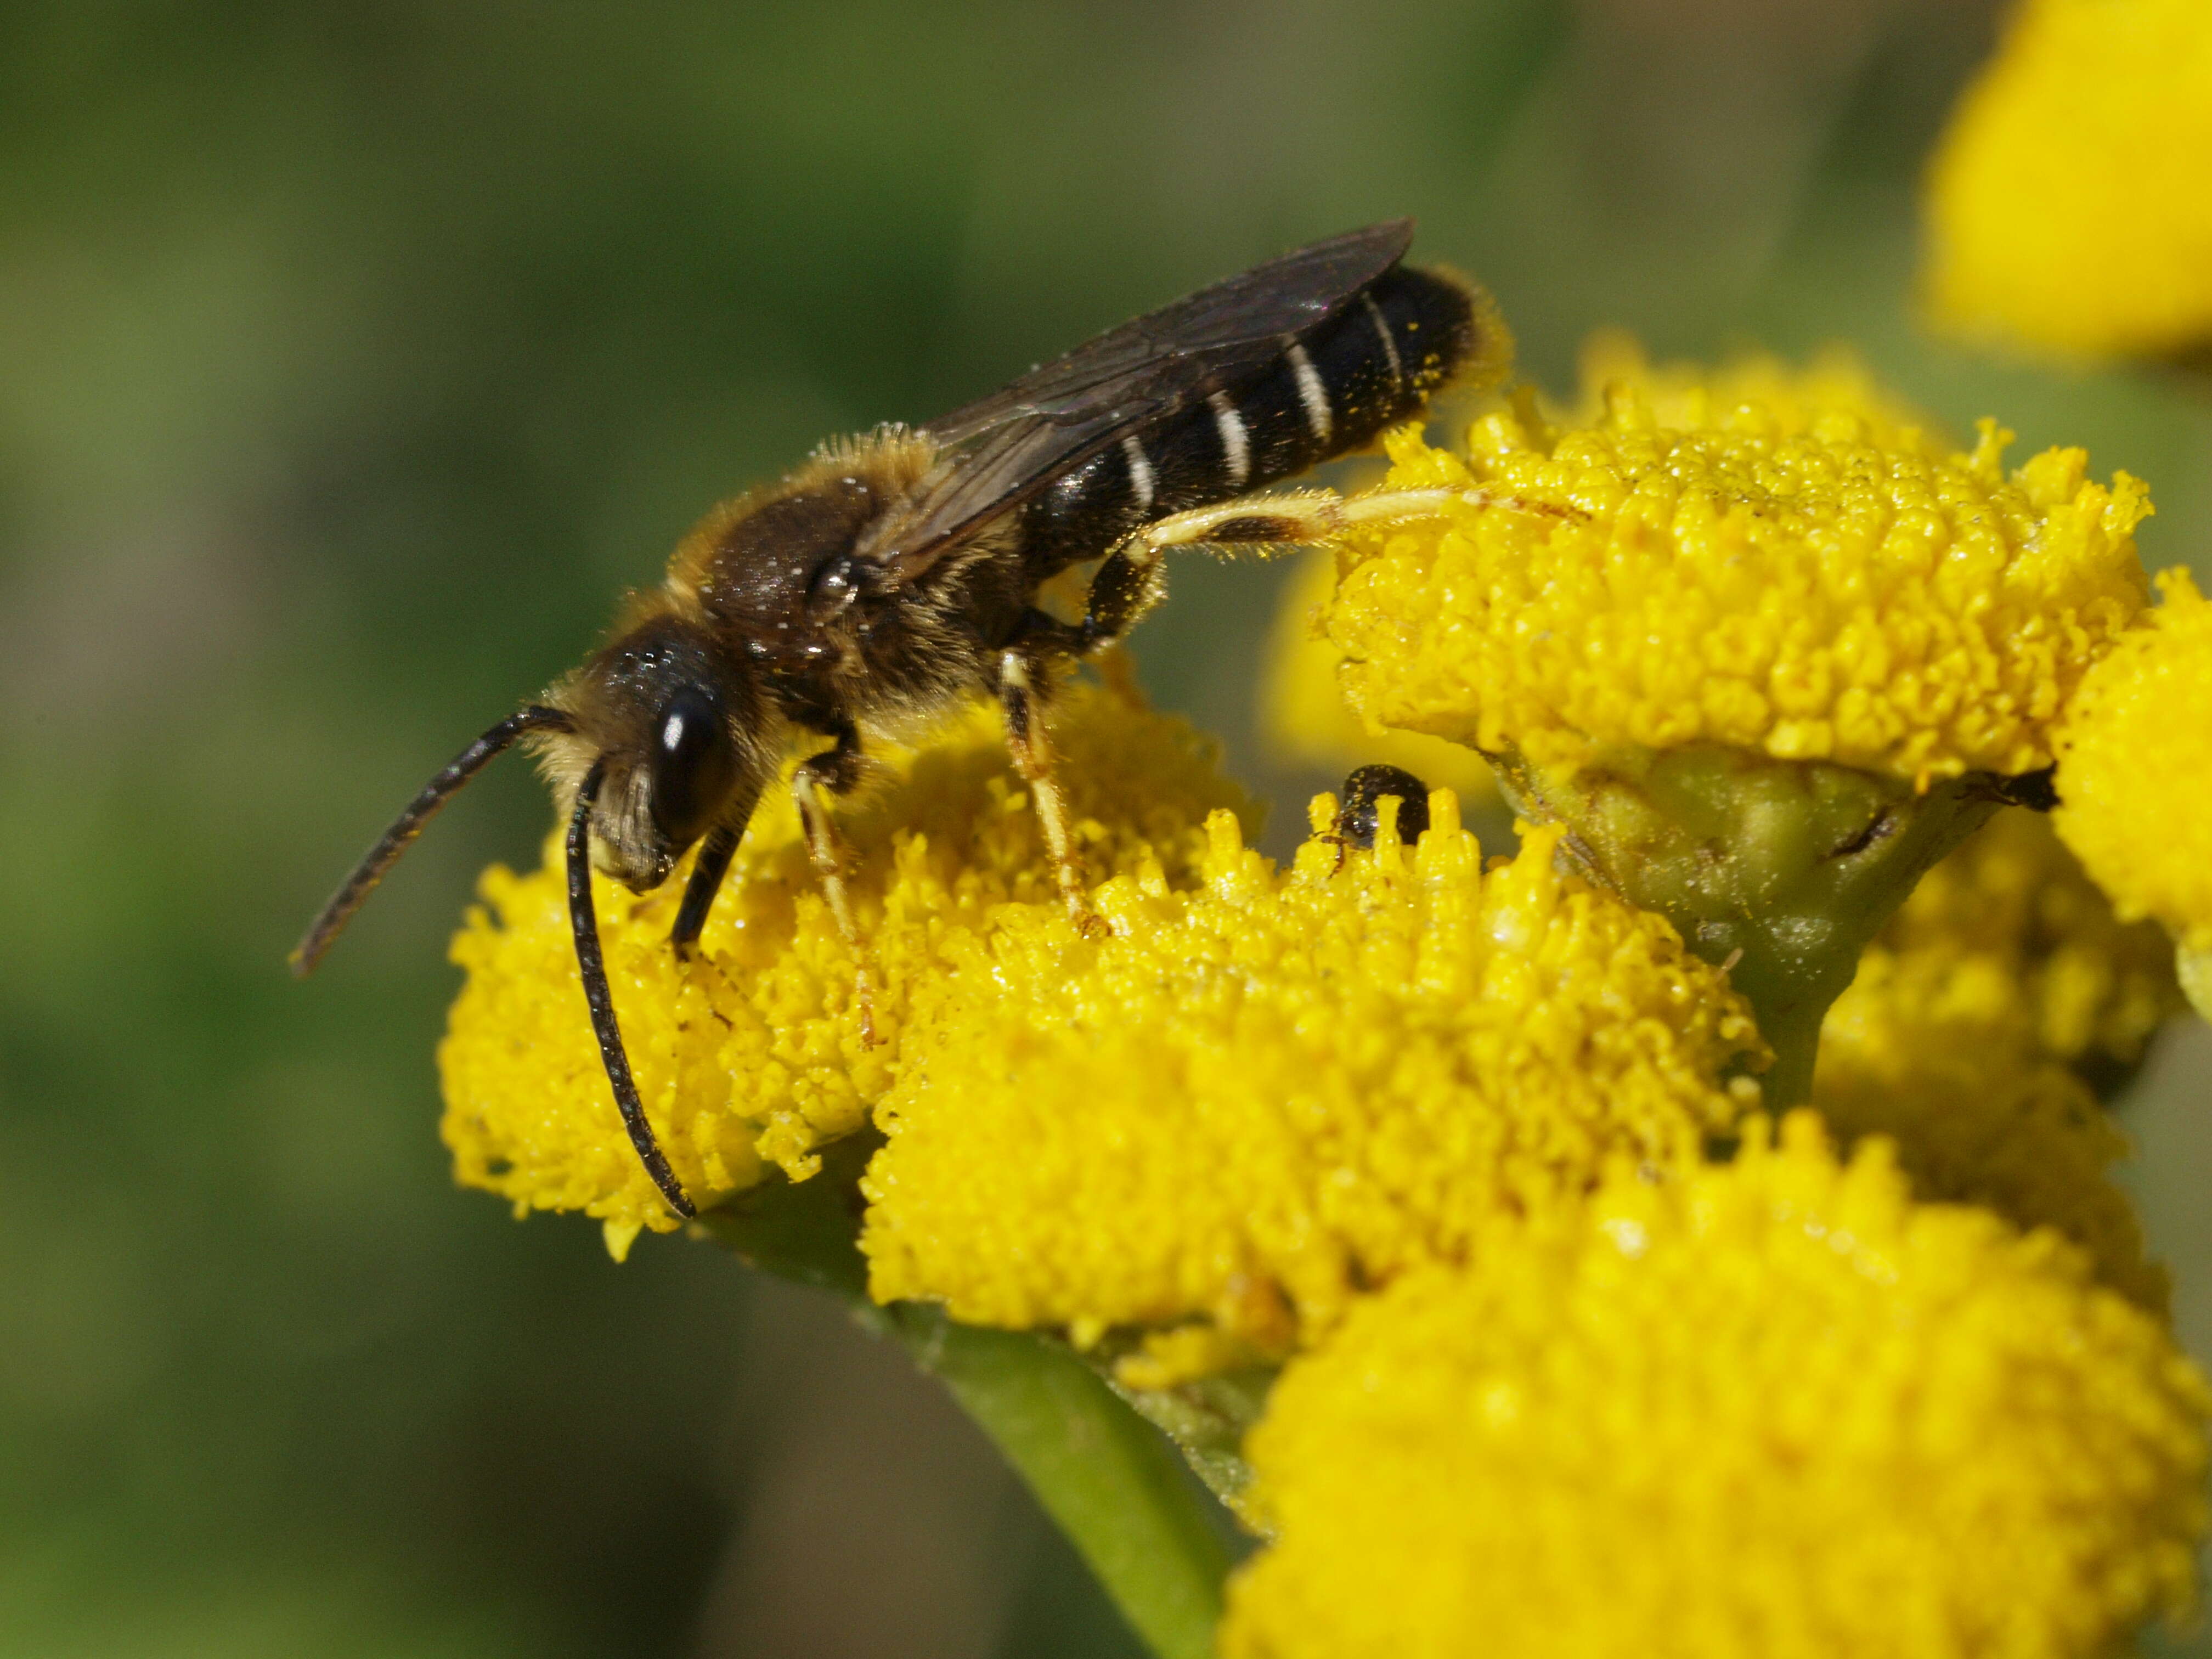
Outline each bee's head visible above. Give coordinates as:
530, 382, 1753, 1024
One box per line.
538, 611, 769, 892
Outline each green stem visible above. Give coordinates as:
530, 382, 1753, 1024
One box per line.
885, 1308, 1234, 1659
1736, 991, 1827, 1110
696, 1135, 1234, 1659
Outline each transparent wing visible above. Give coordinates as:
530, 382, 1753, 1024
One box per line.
878, 221, 1413, 580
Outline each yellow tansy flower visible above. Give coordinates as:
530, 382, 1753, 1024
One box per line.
1259, 548, 1498, 803
1221, 1113, 2210, 1659
1327, 385, 2151, 783
1816, 1040, 2166, 1315
859, 802, 1765, 1368
1848, 804, 2181, 1076
2055, 569, 2212, 982
439, 682, 1253, 1246
1814, 810, 2179, 1311
1923, 0, 2212, 358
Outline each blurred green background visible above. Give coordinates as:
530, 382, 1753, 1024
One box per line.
5, 2, 2212, 1654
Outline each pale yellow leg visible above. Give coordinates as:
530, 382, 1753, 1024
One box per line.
791, 766, 883, 1045
1125, 484, 1577, 562
998, 650, 1105, 937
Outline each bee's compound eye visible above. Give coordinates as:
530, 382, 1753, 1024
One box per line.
648, 685, 738, 850
1336, 764, 1431, 850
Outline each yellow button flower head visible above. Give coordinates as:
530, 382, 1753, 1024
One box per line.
859, 801, 1764, 1369
1264, 344, 1938, 804
1327, 365, 2151, 783
1923, 0, 2212, 358
439, 682, 1253, 1248
1221, 1113, 2210, 1659
1815, 1025, 2168, 1318
2055, 570, 2212, 1003
1815, 809, 2179, 1311
1849, 804, 2181, 1075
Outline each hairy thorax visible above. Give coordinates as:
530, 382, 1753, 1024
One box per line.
671, 431, 1029, 737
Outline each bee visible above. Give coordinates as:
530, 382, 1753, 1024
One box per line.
295, 221, 1529, 1220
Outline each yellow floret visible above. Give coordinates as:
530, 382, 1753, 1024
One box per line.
1259, 549, 1498, 803
439, 682, 1254, 1245
1328, 371, 2151, 782
1923, 0, 2212, 358
2056, 568, 2212, 954
1221, 1113, 2210, 1659
859, 802, 1765, 1366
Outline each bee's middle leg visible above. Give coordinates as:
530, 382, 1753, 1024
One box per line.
790, 724, 885, 1042
996, 620, 1106, 937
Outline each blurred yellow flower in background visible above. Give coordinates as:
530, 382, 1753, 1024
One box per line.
1923, 0, 2212, 359
1221, 1113, 2210, 1659
1813, 808, 2179, 1310
1567, 335, 1951, 453
1846, 804, 2180, 1077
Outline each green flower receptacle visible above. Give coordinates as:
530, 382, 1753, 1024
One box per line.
1494, 742, 2006, 1107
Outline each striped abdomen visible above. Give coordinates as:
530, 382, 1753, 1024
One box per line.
1019, 263, 1484, 575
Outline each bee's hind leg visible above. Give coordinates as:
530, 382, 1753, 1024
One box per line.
790, 725, 887, 1045
996, 625, 1108, 939
1095, 484, 1581, 584
1073, 543, 1171, 651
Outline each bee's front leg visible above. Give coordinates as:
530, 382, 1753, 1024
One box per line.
668, 823, 742, 959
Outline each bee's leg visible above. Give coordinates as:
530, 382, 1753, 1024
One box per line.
995, 629, 1107, 938
669, 823, 741, 959
1106, 484, 1582, 574
669, 774, 764, 958
1073, 544, 1171, 651
790, 726, 884, 1044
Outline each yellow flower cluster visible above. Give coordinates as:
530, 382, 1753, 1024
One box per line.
1923, 0, 2212, 358
439, 684, 1252, 1248
1814, 808, 2179, 1311
2056, 569, 2212, 958
430, 301, 2208, 1655
1221, 1113, 2210, 1659
861, 806, 1764, 1368
1325, 363, 2151, 783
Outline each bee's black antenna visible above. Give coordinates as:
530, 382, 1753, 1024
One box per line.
292, 706, 577, 977
568, 761, 696, 1220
